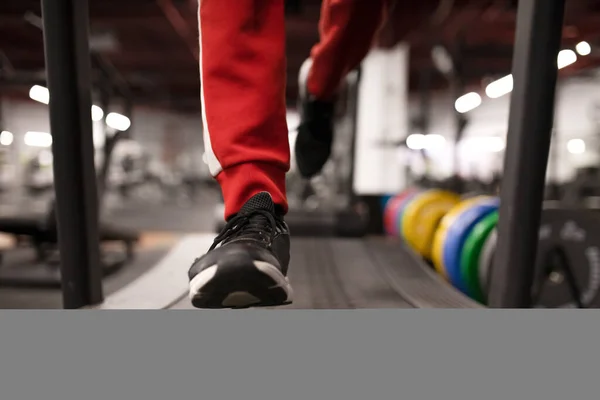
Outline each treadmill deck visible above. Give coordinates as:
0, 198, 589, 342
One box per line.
172, 237, 481, 309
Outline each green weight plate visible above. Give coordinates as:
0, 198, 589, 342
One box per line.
460, 211, 499, 303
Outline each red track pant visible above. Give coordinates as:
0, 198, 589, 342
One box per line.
199, 0, 389, 219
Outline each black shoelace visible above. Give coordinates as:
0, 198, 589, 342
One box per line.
209, 210, 279, 251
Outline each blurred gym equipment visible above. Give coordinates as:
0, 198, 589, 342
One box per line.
0, 126, 139, 288
23, 150, 54, 197
0, 68, 139, 289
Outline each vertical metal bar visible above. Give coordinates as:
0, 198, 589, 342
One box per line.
41, 0, 103, 308
488, 0, 566, 308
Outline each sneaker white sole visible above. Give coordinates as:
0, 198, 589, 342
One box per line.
189, 260, 293, 309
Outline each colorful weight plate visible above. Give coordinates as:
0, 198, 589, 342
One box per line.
380, 194, 394, 210
431, 195, 493, 278
384, 196, 405, 235
401, 190, 460, 259
399, 189, 440, 248
478, 228, 497, 299
443, 197, 500, 294
395, 190, 422, 239
383, 189, 416, 235
460, 211, 499, 303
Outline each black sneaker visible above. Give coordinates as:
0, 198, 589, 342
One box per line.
188, 192, 293, 309
294, 93, 335, 179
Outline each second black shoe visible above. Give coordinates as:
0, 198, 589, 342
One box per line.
188, 192, 293, 309
294, 93, 336, 179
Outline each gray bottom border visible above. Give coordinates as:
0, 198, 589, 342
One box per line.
0, 310, 595, 400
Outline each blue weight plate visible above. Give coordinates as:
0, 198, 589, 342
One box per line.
443, 197, 500, 294
394, 191, 421, 238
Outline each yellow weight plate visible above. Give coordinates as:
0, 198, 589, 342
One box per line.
401, 190, 460, 259
431, 195, 493, 278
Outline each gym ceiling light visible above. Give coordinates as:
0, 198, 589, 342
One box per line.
0, 131, 14, 146
29, 85, 49, 104
106, 112, 131, 131
459, 48, 581, 113
455, 92, 482, 114
406, 134, 446, 151
567, 138, 586, 154
557, 49, 577, 69
485, 74, 513, 99
24, 131, 52, 148
91, 105, 104, 121
575, 41, 591, 56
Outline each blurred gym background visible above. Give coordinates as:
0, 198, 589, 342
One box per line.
0, 0, 599, 308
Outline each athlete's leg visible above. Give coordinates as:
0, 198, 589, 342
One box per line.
188, 0, 293, 309
199, 0, 289, 218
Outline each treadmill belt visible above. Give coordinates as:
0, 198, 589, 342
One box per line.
173, 237, 480, 309
281, 238, 412, 309
280, 237, 481, 309
365, 238, 482, 308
